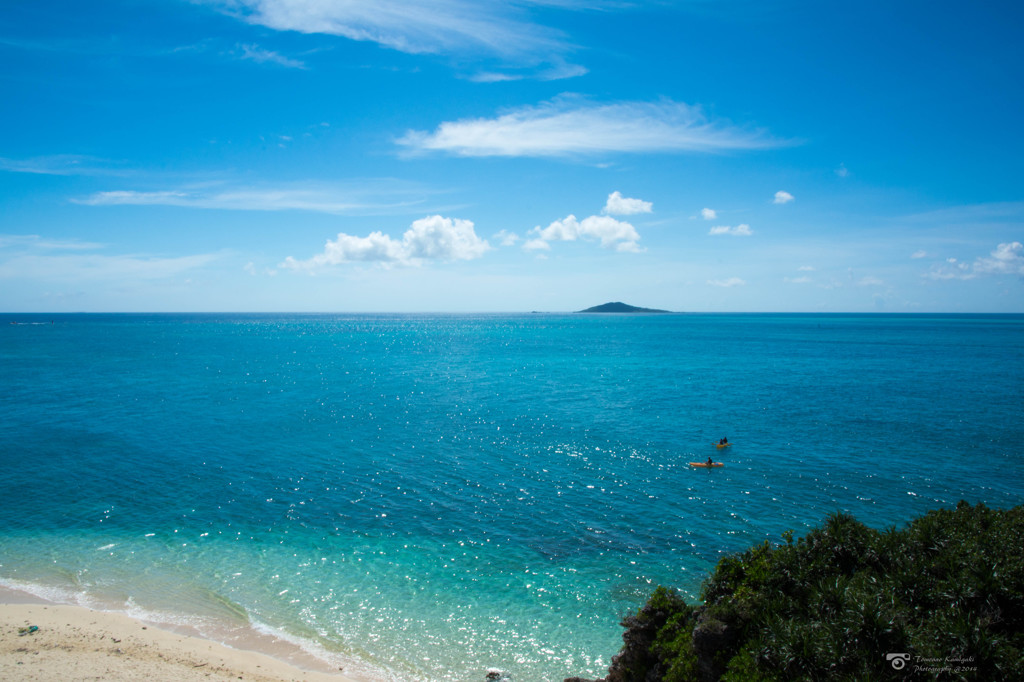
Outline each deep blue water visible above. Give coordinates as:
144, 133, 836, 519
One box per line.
2, 313, 1023, 680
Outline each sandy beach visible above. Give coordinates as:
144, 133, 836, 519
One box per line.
0, 601, 367, 682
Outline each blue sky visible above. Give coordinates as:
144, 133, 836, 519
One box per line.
2, 0, 1023, 312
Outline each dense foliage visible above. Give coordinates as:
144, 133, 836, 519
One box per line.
574, 501, 1024, 682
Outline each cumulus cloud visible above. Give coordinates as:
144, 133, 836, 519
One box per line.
603, 191, 652, 216
281, 215, 490, 269
925, 242, 1024, 280
398, 96, 782, 158
925, 260, 973, 280
974, 241, 1024, 275
701, 208, 716, 220
493, 229, 520, 246
708, 224, 752, 236
708, 277, 746, 287
523, 238, 550, 251
528, 214, 642, 252
773, 190, 794, 204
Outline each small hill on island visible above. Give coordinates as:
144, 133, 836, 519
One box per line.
577, 302, 671, 313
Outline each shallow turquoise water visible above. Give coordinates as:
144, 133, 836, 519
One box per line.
2, 313, 1022, 680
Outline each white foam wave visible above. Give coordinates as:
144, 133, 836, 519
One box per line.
248, 618, 395, 681
0, 577, 89, 607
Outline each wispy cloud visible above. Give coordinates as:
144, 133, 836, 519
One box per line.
206, 0, 571, 62
0, 234, 105, 251
0, 253, 220, 282
901, 201, 1024, 226
926, 258, 974, 281
0, 155, 129, 177
602, 191, 652, 216
397, 96, 784, 158
0, 234, 219, 281
709, 224, 752, 236
237, 43, 306, 68
76, 181, 433, 215
468, 61, 588, 83
281, 215, 490, 269
708, 277, 745, 287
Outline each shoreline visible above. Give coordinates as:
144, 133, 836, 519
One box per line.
0, 586, 380, 682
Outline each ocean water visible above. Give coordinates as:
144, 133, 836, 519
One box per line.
1, 313, 1022, 680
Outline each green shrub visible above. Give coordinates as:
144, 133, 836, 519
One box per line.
582, 502, 1024, 682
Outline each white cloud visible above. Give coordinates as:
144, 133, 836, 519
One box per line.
0, 234, 105, 251
493, 229, 520, 246
0, 250, 219, 281
701, 208, 716, 220
798, 265, 815, 271
528, 214, 642, 252
208, 0, 569, 62
523, 238, 550, 251
708, 224, 752, 236
773, 190, 794, 204
974, 241, 1024, 275
784, 276, 812, 284
708, 277, 745, 288
281, 215, 490, 269
925, 261, 974, 280
470, 71, 522, 83
911, 250, 929, 259
77, 182, 429, 215
398, 96, 782, 158
602, 191, 652, 216
924, 242, 1024, 280
469, 60, 588, 83
0, 154, 127, 176
238, 43, 305, 68
858, 276, 884, 286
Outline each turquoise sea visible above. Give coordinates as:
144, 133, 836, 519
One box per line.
2, 313, 1023, 680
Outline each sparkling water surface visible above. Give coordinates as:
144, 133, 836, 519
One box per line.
2, 313, 1023, 680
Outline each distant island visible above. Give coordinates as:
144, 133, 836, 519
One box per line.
576, 301, 671, 313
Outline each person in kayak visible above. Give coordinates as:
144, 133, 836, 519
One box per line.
706, 456, 714, 466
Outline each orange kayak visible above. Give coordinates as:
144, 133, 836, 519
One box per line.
714, 442, 732, 449
689, 462, 724, 468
